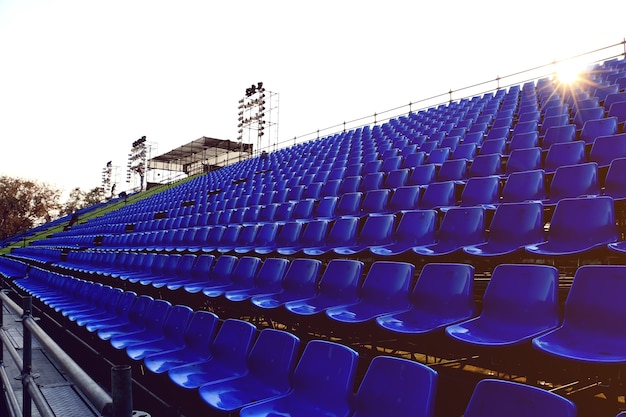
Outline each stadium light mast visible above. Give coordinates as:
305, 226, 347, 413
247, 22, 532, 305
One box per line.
126, 135, 148, 191
237, 82, 279, 159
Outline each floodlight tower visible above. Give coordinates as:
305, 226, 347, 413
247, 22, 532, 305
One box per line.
101, 161, 113, 197
127, 135, 148, 191
237, 82, 279, 158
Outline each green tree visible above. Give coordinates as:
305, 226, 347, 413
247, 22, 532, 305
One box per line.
61, 186, 106, 216
0, 176, 62, 241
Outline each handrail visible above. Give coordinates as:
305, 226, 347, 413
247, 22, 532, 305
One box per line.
0, 291, 114, 415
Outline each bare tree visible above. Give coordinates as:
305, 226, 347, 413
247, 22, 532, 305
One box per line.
0, 176, 62, 241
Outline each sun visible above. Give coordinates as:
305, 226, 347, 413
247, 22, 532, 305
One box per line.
554, 60, 584, 85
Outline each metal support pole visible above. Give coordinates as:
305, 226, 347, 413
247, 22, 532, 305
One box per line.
22, 296, 32, 417
111, 365, 133, 417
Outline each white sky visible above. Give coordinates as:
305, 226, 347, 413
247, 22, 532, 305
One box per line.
0, 0, 624, 197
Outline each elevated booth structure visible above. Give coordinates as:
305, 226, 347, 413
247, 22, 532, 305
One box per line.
148, 136, 253, 186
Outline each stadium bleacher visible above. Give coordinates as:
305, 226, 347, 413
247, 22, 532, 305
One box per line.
4, 55, 626, 417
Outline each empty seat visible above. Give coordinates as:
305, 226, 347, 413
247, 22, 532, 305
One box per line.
608, 101, 626, 124
407, 164, 436, 187
251, 258, 322, 310
352, 356, 438, 417
326, 261, 414, 324
239, 340, 359, 417
202, 256, 262, 298
276, 219, 329, 255
359, 188, 390, 214
537, 266, 626, 365
302, 216, 359, 256
168, 319, 257, 389
334, 214, 395, 255
412, 206, 486, 256
437, 159, 468, 182
402, 151, 426, 169
501, 169, 546, 203
425, 147, 451, 165
386, 185, 421, 213
468, 153, 503, 177
507, 131, 539, 153
540, 114, 569, 135
284, 259, 364, 317
573, 106, 605, 130
603, 157, 626, 201
525, 196, 618, 256
542, 162, 599, 205
463, 379, 577, 417
589, 132, 626, 168
198, 329, 300, 413
224, 258, 290, 303
254, 222, 303, 255
376, 263, 475, 335
541, 124, 576, 149
370, 210, 437, 256
543, 141, 586, 173
446, 264, 560, 346
579, 116, 618, 144
478, 138, 506, 155
418, 181, 457, 209
234, 223, 279, 254
464, 201, 544, 256
143, 311, 219, 374
383, 168, 409, 189
359, 172, 384, 192
454, 175, 500, 208
504, 147, 542, 176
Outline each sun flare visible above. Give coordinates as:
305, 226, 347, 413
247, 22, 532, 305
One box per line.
555, 61, 584, 84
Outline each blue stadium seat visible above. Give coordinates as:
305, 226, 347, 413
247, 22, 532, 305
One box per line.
533, 265, 626, 364
542, 162, 599, 206
608, 101, 626, 124
352, 356, 438, 417
407, 164, 437, 187
425, 147, 451, 165
320, 179, 341, 197
313, 196, 338, 219
508, 131, 538, 154
386, 185, 421, 213
370, 210, 437, 256
284, 259, 364, 317
525, 196, 618, 256
540, 114, 570, 135
468, 153, 503, 177
359, 189, 390, 214
254, 221, 303, 255
418, 181, 457, 210
334, 191, 363, 217
326, 261, 414, 324
580, 116, 618, 144
376, 263, 475, 335
463, 379, 577, 417
543, 141, 586, 173
85, 293, 151, 334
359, 172, 384, 192
98, 298, 171, 343
452, 143, 477, 161
402, 151, 426, 169
455, 175, 500, 208
541, 124, 576, 150
603, 92, 626, 111
276, 219, 329, 255
165, 254, 215, 291
504, 147, 542, 176
437, 159, 468, 182
413, 206, 486, 256
198, 329, 300, 413
464, 201, 544, 256
224, 258, 290, 302
239, 340, 359, 417
168, 319, 257, 389
75, 290, 136, 328
234, 223, 279, 254
479, 138, 506, 155
143, 311, 219, 374
333, 214, 395, 255
124, 304, 194, 359
183, 255, 238, 294
302, 216, 359, 256
501, 169, 546, 203
419, 141, 439, 153
603, 157, 626, 201
383, 168, 409, 189
202, 256, 262, 298
589, 132, 626, 168
573, 107, 605, 130
250, 258, 322, 310
446, 264, 560, 346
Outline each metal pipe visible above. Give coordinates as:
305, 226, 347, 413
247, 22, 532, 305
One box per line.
0, 292, 113, 414
0, 364, 21, 417
0, 329, 23, 372
24, 374, 56, 417
22, 296, 32, 417
111, 365, 133, 417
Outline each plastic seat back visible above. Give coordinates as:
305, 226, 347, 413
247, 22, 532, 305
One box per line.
478, 138, 506, 155
526, 196, 618, 255
540, 113, 569, 135
425, 147, 450, 165
359, 172, 384, 192
446, 264, 560, 346
419, 181, 456, 209
352, 356, 438, 417
387, 185, 421, 213
459, 175, 500, 207
545, 162, 599, 203
533, 265, 626, 364
604, 157, 626, 200
543, 141, 586, 173
608, 100, 626, 124
589, 132, 626, 168
573, 106, 605, 129
251, 259, 323, 309
505, 147, 542, 175
501, 169, 545, 203
542, 124, 576, 149
437, 159, 468, 182
384, 168, 409, 189
580, 116, 618, 144
407, 164, 436, 186
508, 131, 539, 153
360, 189, 390, 214
463, 379, 577, 417
335, 192, 363, 217
469, 153, 502, 177
402, 151, 426, 169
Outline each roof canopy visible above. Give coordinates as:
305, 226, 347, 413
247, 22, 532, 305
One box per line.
149, 136, 253, 176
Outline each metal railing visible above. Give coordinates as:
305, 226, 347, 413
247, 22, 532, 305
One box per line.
0, 290, 134, 417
